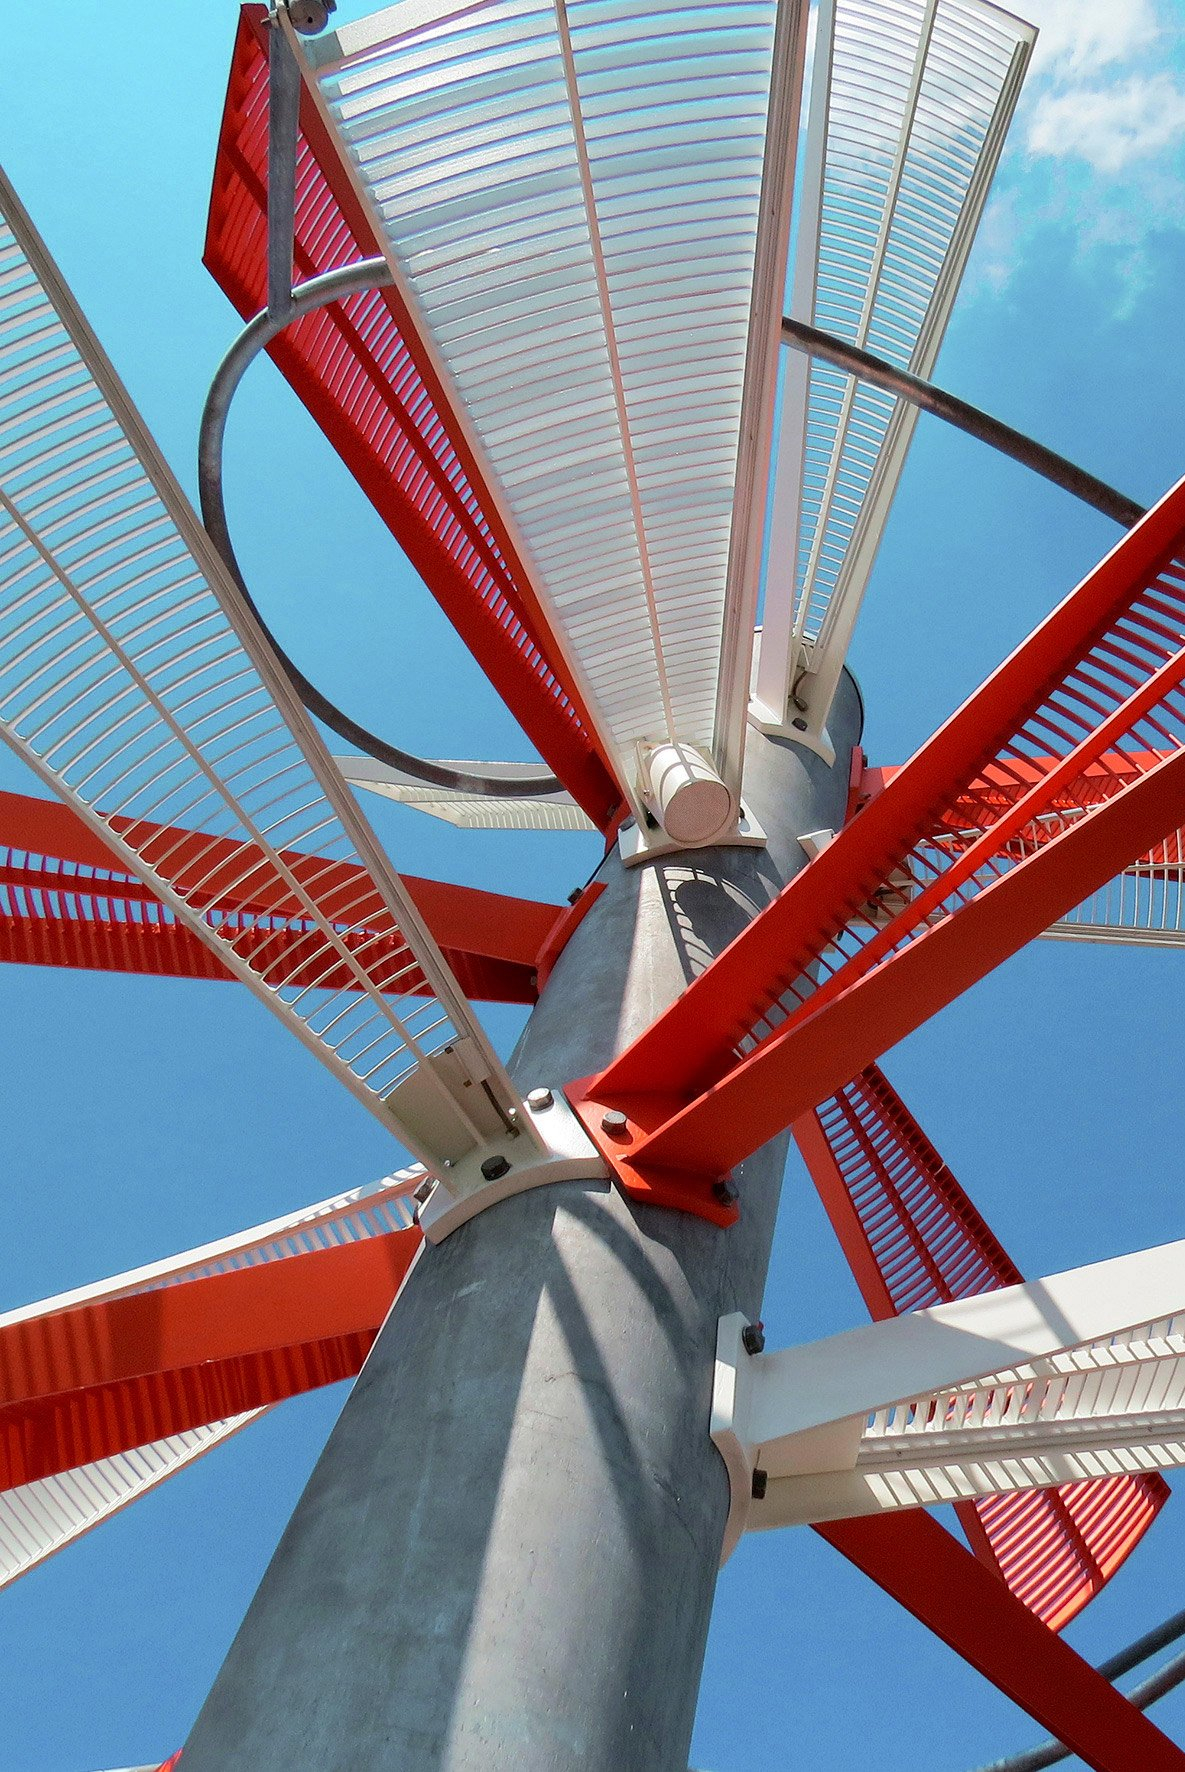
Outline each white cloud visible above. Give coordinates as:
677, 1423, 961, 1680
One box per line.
1027, 72, 1185, 175
966, 0, 1185, 308
1020, 0, 1159, 79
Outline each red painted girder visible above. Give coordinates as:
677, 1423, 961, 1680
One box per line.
204, 10, 621, 831
579, 473, 1185, 1178
819, 1510, 1185, 1772
795, 1066, 1167, 1631
0, 1229, 420, 1491
0, 791, 559, 1004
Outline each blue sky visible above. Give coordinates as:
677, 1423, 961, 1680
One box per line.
3, 3, 1185, 1769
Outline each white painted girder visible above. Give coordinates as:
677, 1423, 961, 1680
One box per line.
0, 1171, 421, 1590
712, 1239, 1185, 1555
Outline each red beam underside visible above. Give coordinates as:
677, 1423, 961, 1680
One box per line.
820, 1511, 1185, 1772
0, 792, 559, 1003
204, 10, 621, 830
795, 1066, 1166, 1631
0, 1230, 420, 1490
581, 473, 1185, 1176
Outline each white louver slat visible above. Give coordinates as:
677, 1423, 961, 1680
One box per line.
300, 0, 808, 802
0, 165, 532, 1170
335, 754, 598, 831
0, 1172, 421, 1590
754, 0, 1034, 758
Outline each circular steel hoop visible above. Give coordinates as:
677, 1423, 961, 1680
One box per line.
199, 258, 563, 799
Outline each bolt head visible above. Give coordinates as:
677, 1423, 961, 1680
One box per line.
526, 1087, 554, 1113
751, 1467, 769, 1502
711, 1176, 740, 1206
480, 1154, 511, 1182
284, 0, 337, 33
741, 1321, 765, 1356
600, 1109, 630, 1140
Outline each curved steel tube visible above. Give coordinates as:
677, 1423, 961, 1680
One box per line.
782, 318, 1146, 532
199, 258, 562, 798
970, 1606, 1185, 1771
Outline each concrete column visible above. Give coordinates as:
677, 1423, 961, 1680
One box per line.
179, 677, 862, 1772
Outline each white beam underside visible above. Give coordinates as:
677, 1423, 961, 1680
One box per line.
754, 0, 1034, 747
717, 1240, 1185, 1533
305, 0, 808, 793
0, 1174, 420, 1588
0, 170, 527, 1168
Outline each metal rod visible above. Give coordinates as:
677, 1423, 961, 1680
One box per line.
781, 317, 1146, 531
266, 19, 300, 321
971, 1610, 1185, 1772
199, 261, 562, 799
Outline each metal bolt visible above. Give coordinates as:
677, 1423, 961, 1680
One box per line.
741, 1320, 765, 1356
711, 1176, 739, 1206
480, 1154, 511, 1182
526, 1087, 554, 1113
413, 1177, 435, 1205
283, 0, 337, 34
601, 1109, 630, 1140
751, 1467, 769, 1502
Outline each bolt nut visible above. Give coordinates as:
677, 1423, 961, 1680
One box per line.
712, 1177, 740, 1206
480, 1154, 511, 1182
412, 1177, 435, 1206
751, 1467, 769, 1501
601, 1109, 630, 1140
526, 1087, 554, 1113
741, 1320, 765, 1356
283, 0, 337, 34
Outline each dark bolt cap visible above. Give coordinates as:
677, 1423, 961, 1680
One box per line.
751, 1468, 769, 1501
711, 1177, 740, 1205
741, 1321, 766, 1356
480, 1155, 511, 1182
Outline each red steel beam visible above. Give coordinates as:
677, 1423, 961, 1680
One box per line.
205, 10, 622, 830
0, 791, 560, 1003
573, 473, 1185, 1182
819, 1510, 1185, 1772
795, 1066, 1166, 1631
0, 1230, 420, 1491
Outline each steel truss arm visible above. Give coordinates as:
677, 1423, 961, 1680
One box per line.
0, 1173, 420, 1591
794, 1063, 1166, 1630
0, 791, 560, 1004
713, 1237, 1185, 1535
0, 1229, 418, 1490
821, 1510, 1185, 1772
579, 473, 1185, 1181
205, 10, 622, 830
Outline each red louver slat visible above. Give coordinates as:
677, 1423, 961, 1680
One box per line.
204, 9, 622, 831
0, 792, 556, 1003
794, 1064, 1168, 1632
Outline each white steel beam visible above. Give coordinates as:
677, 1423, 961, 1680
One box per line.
0, 1172, 421, 1589
753, 0, 1034, 760
0, 164, 537, 1173
712, 1239, 1185, 1553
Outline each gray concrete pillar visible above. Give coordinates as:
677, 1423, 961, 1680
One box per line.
179, 676, 863, 1772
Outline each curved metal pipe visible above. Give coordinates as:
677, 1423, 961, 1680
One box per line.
781, 317, 1146, 532
199, 257, 562, 798
970, 1607, 1185, 1772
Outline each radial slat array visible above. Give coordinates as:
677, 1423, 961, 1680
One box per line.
0, 166, 522, 1161
304, 0, 805, 784
205, 12, 621, 830
800, 1066, 1166, 1630
755, 0, 1033, 746
0, 1173, 419, 1590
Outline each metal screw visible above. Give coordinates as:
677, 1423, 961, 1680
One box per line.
601, 1109, 630, 1139
751, 1468, 769, 1501
526, 1087, 554, 1112
712, 1177, 739, 1206
741, 1320, 765, 1356
480, 1155, 511, 1182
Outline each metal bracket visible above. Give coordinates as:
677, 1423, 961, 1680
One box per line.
711, 1313, 757, 1564
617, 807, 766, 867
415, 1088, 607, 1244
